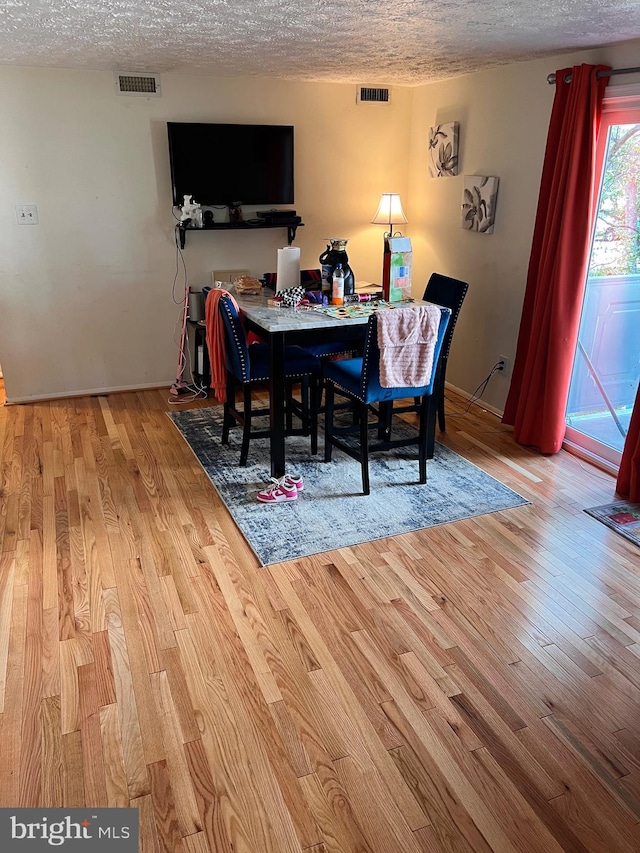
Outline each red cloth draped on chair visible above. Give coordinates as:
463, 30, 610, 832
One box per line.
502, 64, 610, 453
616, 383, 640, 501
204, 288, 238, 403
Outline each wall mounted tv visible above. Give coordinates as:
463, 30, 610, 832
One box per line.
167, 122, 294, 207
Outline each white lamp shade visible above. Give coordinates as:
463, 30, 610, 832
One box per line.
371, 193, 408, 226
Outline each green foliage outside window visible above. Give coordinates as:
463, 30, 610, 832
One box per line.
591, 123, 640, 277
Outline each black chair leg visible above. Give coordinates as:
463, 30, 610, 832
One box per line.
222, 373, 235, 445
376, 400, 392, 442
359, 402, 371, 495
426, 393, 438, 461
316, 375, 324, 414
418, 396, 429, 484
300, 377, 310, 435
437, 357, 447, 432
222, 401, 231, 445
239, 385, 252, 466
285, 379, 294, 433
310, 378, 318, 456
324, 382, 335, 462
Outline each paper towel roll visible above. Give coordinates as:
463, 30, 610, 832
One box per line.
276, 246, 301, 292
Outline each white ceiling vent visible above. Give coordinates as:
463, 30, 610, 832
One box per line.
115, 72, 161, 96
356, 86, 391, 105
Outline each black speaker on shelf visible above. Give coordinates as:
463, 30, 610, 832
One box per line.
188, 290, 205, 322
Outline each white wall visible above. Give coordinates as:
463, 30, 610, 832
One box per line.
2, 40, 640, 406
0, 69, 410, 402
407, 39, 640, 413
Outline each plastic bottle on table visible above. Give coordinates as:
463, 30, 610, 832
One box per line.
321, 263, 333, 298
332, 263, 345, 305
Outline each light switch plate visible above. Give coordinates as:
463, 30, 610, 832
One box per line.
16, 204, 39, 225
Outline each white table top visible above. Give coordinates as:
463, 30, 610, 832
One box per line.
235, 292, 431, 334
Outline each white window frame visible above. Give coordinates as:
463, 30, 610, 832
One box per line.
563, 81, 640, 472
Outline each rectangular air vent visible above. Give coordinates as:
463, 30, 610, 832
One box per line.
356, 86, 390, 104
115, 72, 161, 96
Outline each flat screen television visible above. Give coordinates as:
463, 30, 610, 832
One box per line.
167, 122, 294, 207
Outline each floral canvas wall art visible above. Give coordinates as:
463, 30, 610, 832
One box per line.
461, 176, 499, 233
429, 122, 459, 177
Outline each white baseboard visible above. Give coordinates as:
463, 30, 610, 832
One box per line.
6, 381, 170, 405
445, 381, 504, 419
8, 378, 497, 414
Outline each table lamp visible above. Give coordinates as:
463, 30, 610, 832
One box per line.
371, 193, 407, 294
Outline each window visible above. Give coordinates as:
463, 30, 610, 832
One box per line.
565, 84, 640, 471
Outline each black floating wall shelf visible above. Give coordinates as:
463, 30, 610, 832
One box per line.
177, 221, 303, 250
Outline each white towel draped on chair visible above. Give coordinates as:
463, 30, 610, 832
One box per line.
377, 304, 442, 388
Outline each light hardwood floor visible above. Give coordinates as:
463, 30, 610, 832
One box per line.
1, 379, 639, 852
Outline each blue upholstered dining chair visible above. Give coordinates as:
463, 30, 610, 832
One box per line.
403, 273, 469, 457
322, 305, 451, 495
422, 273, 469, 434
218, 295, 321, 466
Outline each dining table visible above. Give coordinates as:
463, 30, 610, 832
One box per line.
235, 293, 374, 478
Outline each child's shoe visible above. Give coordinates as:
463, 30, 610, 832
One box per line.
256, 477, 298, 503
284, 473, 304, 492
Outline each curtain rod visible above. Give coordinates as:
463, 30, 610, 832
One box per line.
547, 65, 640, 84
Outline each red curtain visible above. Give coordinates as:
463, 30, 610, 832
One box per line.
502, 64, 610, 453
617, 383, 640, 501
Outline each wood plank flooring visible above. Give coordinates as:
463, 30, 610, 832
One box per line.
1, 380, 639, 851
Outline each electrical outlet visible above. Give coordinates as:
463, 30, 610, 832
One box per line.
15, 204, 38, 225
211, 269, 249, 287
498, 354, 510, 377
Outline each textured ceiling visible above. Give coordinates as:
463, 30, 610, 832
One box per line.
1, 0, 640, 85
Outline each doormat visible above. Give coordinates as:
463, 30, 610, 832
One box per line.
168, 406, 529, 566
584, 500, 640, 548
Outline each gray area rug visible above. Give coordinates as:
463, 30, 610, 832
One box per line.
168, 406, 529, 565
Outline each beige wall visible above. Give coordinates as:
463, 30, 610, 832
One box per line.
407, 39, 640, 413
1, 39, 640, 406
0, 70, 410, 402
